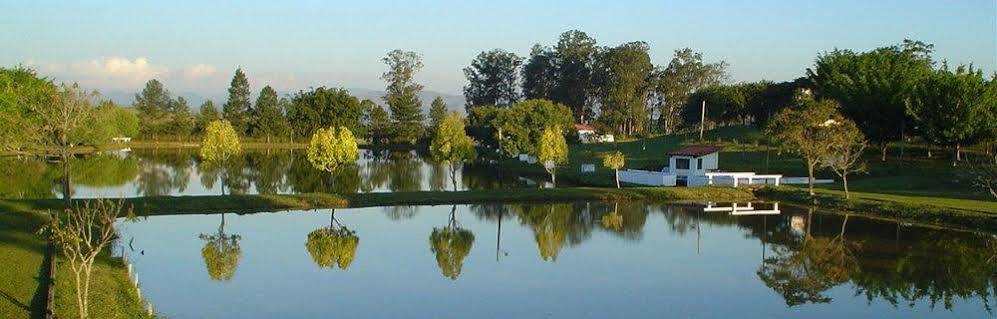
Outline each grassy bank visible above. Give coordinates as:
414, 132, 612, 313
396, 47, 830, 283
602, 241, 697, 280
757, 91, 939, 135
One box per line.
3, 186, 754, 217
0, 204, 147, 318
758, 186, 997, 231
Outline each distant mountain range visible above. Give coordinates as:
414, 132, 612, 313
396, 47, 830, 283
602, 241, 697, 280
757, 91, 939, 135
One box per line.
98, 88, 466, 114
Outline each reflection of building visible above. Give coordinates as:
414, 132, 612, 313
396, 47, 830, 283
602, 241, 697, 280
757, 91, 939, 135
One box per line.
790, 215, 807, 236
703, 202, 781, 216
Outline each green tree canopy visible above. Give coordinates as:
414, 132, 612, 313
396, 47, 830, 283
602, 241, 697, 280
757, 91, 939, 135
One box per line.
222, 67, 252, 135
552, 30, 598, 122
199, 216, 241, 282
134, 79, 171, 139
307, 126, 359, 174
650, 48, 729, 133
602, 151, 625, 188
430, 207, 475, 280
429, 96, 448, 129
253, 85, 291, 142
493, 99, 573, 156
287, 87, 363, 138
538, 126, 569, 187
381, 49, 426, 144
593, 41, 653, 135
430, 112, 477, 190
908, 65, 997, 161
463, 49, 523, 109
521, 44, 558, 101
200, 120, 242, 164
196, 100, 221, 133
767, 93, 850, 195
0, 66, 55, 152
306, 222, 359, 271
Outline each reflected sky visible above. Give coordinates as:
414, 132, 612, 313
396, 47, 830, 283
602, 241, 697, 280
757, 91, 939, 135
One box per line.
116, 203, 995, 319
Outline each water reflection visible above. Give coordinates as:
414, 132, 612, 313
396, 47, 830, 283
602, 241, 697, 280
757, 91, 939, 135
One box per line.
116, 203, 995, 318
0, 149, 540, 199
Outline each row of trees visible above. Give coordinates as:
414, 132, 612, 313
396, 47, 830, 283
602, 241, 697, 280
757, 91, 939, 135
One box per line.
462, 30, 731, 136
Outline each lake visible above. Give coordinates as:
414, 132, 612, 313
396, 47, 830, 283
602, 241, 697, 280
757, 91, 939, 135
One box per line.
0, 148, 543, 199
115, 202, 995, 318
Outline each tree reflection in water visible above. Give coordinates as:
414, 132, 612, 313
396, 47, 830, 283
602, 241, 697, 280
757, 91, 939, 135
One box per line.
305, 210, 359, 271
199, 214, 241, 282
430, 205, 474, 280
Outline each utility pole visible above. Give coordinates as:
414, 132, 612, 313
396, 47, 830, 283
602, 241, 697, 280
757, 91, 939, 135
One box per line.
699, 100, 706, 141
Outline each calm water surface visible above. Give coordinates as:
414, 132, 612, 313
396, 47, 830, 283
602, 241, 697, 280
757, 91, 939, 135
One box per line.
0, 149, 539, 199
116, 202, 996, 318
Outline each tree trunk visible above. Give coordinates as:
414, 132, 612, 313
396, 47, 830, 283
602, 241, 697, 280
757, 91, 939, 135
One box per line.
880, 144, 888, 162
955, 143, 962, 164
450, 163, 459, 192
550, 170, 556, 188
807, 159, 816, 196
615, 169, 620, 189
842, 174, 850, 199
62, 155, 72, 208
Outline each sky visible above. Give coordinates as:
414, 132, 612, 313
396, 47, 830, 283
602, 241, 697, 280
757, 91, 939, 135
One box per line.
2, 0, 995, 98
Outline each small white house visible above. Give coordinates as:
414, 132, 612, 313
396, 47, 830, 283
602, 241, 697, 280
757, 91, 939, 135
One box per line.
575, 124, 614, 143
666, 145, 721, 185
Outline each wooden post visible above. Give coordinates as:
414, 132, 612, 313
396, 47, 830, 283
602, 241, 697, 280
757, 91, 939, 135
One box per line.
699, 100, 706, 141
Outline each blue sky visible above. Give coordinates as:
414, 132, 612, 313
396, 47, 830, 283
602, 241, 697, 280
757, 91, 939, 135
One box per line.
2, 0, 994, 96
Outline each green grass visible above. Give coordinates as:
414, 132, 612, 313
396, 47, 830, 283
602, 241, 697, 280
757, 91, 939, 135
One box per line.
0, 204, 149, 318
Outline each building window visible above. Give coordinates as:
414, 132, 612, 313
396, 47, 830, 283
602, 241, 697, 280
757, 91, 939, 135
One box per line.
697, 158, 703, 170
676, 158, 690, 170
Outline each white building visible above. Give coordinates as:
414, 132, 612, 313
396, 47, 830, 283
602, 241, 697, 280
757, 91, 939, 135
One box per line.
575, 124, 614, 143
666, 145, 721, 185
617, 145, 783, 187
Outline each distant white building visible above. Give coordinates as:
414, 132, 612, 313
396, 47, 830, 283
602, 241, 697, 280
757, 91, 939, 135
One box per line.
575, 124, 614, 143
667, 145, 721, 185
617, 145, 784, 187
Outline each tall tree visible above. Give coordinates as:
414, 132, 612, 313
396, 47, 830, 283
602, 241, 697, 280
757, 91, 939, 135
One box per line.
682, 84, 747, 127
493, 99, 574, 156
39, 83, 96, 207
286, 87, 363, 139
196, 100, 221, 134
169, 96, 195, 139
650, 48, 728, 134
821, 118, 867, 199
0, 66, 54, 153
429, 96, 448, 129
521, 44, 558, 101
381, 49, 426, 144
908, 65, 997, 163
133, 79, 171, 140
807, 40, 935, 161
593, 41, 654, 135
553, 30, 598, 122
223, 67, 252, 135
362, 99, 391, 144
253, 85, 291, 143
463, 49, 523, 109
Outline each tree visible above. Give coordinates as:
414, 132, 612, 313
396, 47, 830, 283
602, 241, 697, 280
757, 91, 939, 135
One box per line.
200, 120, 242, 195
820, 118, 867, 199
37, 83, 96, 207
0, 66, 55, 153
306, 212, 359, 271
463, 49, 523, 109
169, 96, 195, 140
196, 100, 221, 134
253, 85, 291, 143
381, 50, 426, 144
808, 40, 935, 161
430, 206, 474, 280
199, 213, 241, 281
521, 44, 558, 101
768, 93, 847, 196
493, 99, 574, 156
429, 96, 448, 128
307, 127, 360, 190
593, 41, 653, 135
44, 199, 127, 319
552, 30, 598, 122
83, 100, 137, 146
651, 48, 729, 134
603, 151, 625, 188
133, 79, 171, 140
965, 156, 997, 199
287, 87, 364, 139
537, 126, 569, 187
430, 112, 477, 191
682, 84, 747, 127
223, 67, 252, 135
362, 100, 391, 144
908, 65, 997, 163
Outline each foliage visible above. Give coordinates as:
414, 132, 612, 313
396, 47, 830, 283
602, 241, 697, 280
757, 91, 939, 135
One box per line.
430, 208, 474, 280
0, 66, 54, 152
200, 120, 242, 164
552, 30, 598, 122
287, 87, 363, 138
683, 84, 747, 126
133, 79, 172, 139
538, 126, 569, 186
223, 67, 252, 135
430, 113, 477, 190
494, 99, 574, 155
362, 99, 392, 143
42, 199, 127, 318
381, 49, 426, 144
592, 41, 653, 135
253, 85, 292, 141
199, 215, 241, 281
603, 151, 625, 188
307, 126, 359, 173
37, 83, 96, 158
306, 223, 359, 270
83, 100, 138, 146
964, 156, 997, 199
820, 118, 867, 198
463, 49, 523, 109
429, 96, 448, 129
196, 100, 221, 133
908, 65, 997, 158
650, 48, 729, 133
169, 96, 195, 138
807, 40, 935, 155
767, 93, 849, 195
521, 44, 558, 101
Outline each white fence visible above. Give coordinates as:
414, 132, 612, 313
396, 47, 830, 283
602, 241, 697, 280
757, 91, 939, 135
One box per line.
618, 169, 677, 186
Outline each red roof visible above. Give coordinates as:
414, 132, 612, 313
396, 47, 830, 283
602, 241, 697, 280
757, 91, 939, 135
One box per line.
574, 123, 596, 131
668, 145, 722, 157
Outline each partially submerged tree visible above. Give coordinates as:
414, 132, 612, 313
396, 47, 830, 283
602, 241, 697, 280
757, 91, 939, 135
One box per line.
307, 126, 359, 192
820, 118, 867, 199
768, 93, 847, 196
200, 120, 242, 195
430, 205, 475, 280
602, 151, 625, 188
537, 126, 569, 187
429, 112, 477, 191
43, 199, 128, 318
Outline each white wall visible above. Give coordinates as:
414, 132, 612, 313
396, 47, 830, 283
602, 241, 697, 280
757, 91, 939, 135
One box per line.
668, 153, 717, 178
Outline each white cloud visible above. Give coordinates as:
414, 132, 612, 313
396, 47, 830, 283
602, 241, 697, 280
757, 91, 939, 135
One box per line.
182, 63, 217, 79
62, 57, 169, 89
